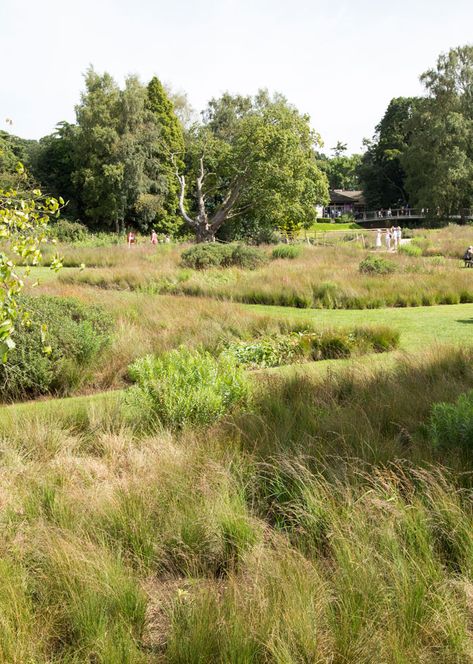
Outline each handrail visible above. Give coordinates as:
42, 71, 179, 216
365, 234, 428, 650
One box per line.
357, 208, 473, 221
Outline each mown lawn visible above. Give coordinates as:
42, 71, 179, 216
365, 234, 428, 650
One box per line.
245, 301, 473, 351
21, 266, 78, 283
306, 222, 362, 231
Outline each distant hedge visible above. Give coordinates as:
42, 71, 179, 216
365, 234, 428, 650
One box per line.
50, 219, 90, 243
181, 243, 267, 270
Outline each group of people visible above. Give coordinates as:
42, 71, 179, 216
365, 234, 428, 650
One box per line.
374, 206, 411, 219
375, 226, 402, 251
127, 230, 170, 247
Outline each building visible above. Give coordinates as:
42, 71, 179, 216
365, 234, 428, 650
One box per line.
325, 190, 366, 218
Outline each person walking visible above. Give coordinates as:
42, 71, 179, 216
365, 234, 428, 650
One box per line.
127, 230, 136, 248
375, 229, 382, 249
393, 226, 399, 250
151, 230, 158, 245
385, 229, 392, 251
396, 225, 402, 246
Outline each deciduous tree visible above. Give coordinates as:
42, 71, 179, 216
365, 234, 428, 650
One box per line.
0, 161, 62, 358
403, 46, 473, 217
359, 97, 420, 209
175, 92, 328, 242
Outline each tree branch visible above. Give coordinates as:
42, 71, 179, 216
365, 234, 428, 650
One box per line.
209, 170, 248, 231
196, 156, 207, 222
172, 155, 197, 227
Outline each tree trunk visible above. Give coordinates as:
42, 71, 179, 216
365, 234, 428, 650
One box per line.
174, 156, 246, 243
195, 223, 216, 243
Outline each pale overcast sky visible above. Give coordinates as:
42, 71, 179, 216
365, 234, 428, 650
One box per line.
1, 0, 472, 153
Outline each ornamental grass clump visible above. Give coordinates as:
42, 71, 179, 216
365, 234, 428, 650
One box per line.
126, 347, 251, 429
272, 245, 302, 260
399, 242, 423, 257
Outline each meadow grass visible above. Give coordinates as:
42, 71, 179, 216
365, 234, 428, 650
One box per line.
55, 233, 473, 310
4, 230, 473, 660
2, 348, 473, 660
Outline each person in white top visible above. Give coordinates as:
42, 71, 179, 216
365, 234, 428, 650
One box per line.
393, 226, 399, 250
385, 229, 392, 251
375, 229, 382, 249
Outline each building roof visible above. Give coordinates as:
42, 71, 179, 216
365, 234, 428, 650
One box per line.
330, 190, 365, 205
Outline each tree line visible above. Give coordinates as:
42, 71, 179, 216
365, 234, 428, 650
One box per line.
1, 71, 329, 242
2, 44, 473, 242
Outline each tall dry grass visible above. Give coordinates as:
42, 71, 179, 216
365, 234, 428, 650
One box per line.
29, 284, 321, 391
2, 348, 473, 660
58, 239, 473, 309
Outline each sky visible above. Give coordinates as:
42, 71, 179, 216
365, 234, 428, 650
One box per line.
1, 0, 472, 154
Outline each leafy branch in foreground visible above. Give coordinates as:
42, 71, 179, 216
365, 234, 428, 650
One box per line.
0, 161, 63, 358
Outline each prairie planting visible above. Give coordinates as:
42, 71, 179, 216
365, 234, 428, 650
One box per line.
4, 228, 473, 660
3, 349, 473, 661
55, 226, 473, 310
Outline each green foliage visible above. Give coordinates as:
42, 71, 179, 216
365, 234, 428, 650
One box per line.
429, 390, 473, 450
126, 347, 251, 429
399, 242, 422, 257
359, 97, 420, 208
50, 219, 90, 243
181, 243, 267, 270
224, 326, 399, 369
359, 255, 396, 275
143, 76, 185, 233
0, 296, 112, 400
317, 148, 362, 190
30, 122, 79, 214
272, 245, 302, 259
0, 166, 62, 357
403, 46, 473, 216
224, 334, 305, 368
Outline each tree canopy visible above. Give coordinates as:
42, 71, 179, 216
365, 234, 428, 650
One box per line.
176, 91, 329, 242
358, 97, 420, 209
403, 46, 473, 216
32, 68, 185, 234
317, 144, 362, 192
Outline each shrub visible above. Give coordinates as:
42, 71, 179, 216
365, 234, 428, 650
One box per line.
272, 245, 302, 260
335, 213, 355, 223
429, 390, 473, 450
181, 243, 266, 270
399, 243, 422, 257
229, 243, 267, 269
0, 296, 113, 401
126, 347, 251, 429
359, 255, 396, 275
224, 335, 304, 369
50, 219, 90, 243
224, 326, 399, 369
